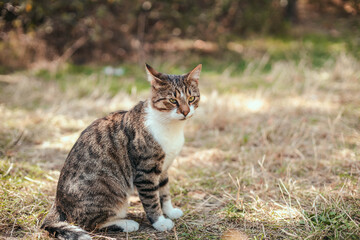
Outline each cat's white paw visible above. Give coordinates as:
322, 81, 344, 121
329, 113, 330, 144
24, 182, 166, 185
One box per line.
152, 216, 174, 231
100, 219, 139, 232
122, 220, 139, 232
104, 219, 139, 232
165, 208, 183, 219
162, 200, 183, 219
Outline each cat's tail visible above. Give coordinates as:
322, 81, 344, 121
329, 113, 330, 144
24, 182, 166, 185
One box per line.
41, 221, 91, 240
41, 206, 92, 240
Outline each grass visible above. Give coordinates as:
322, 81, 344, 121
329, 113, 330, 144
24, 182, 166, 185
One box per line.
0, 159, 57, 238
0, 35, 360, 239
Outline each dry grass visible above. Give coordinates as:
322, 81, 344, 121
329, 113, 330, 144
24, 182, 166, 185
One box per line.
0, 51, 359, 239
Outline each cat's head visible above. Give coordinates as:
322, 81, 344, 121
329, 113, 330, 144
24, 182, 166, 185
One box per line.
145, 64, 202, 121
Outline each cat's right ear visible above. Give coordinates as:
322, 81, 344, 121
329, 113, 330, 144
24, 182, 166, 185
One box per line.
145, 64, 165, 86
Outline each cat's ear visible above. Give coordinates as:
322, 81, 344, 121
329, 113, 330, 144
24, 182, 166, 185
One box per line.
145, 64, 165, 86
186, 64, 202, 84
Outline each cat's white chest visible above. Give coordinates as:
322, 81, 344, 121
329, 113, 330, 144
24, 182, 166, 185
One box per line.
154, 126, 184, 170
145, 106, 185, 170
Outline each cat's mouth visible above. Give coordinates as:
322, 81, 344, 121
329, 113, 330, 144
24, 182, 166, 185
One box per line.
180, 115, 192, 121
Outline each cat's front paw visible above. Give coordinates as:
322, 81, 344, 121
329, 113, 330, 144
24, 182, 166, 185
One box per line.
152, 216, 174, 231
165, 208, 183, 219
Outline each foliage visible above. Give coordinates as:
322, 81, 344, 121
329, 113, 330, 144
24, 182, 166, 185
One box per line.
0, 0, 289, 68
1, 0, 360, 70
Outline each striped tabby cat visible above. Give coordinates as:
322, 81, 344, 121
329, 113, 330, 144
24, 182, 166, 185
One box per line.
41, 64, 202, 239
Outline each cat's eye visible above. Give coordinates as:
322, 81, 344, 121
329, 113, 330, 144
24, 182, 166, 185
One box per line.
188, 96, 195, 103
169, 98, 178, 104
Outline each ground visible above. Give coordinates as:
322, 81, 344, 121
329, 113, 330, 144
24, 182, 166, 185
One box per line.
0, 36, 359, 239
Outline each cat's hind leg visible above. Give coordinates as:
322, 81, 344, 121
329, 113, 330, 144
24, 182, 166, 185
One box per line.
99, 219, 139, 232
98, 201, 139, 232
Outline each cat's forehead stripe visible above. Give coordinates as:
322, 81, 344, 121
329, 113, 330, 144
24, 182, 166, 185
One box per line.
161, 74, 185, 86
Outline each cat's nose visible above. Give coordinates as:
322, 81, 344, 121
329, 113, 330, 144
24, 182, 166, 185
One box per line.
182, 109, 190, 117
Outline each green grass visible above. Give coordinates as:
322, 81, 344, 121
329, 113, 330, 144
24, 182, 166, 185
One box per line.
0, 159, 56, 238
300, 206, 359, 239
34, 63, 150, 97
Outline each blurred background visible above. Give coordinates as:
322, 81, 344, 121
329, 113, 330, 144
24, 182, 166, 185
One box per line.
0, 0, 359, 70
1, 0, 360, 239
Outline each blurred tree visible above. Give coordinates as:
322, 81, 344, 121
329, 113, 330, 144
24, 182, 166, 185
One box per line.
308, 0, 360, 15
0, 0, 359, 68
284, 0, 298, 23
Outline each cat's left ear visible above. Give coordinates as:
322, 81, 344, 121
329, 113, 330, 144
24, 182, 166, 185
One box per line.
186, 64, 202, 84
145, 63, 162, 83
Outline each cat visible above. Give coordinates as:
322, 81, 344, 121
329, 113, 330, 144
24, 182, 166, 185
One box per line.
41, 63, 202, 239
